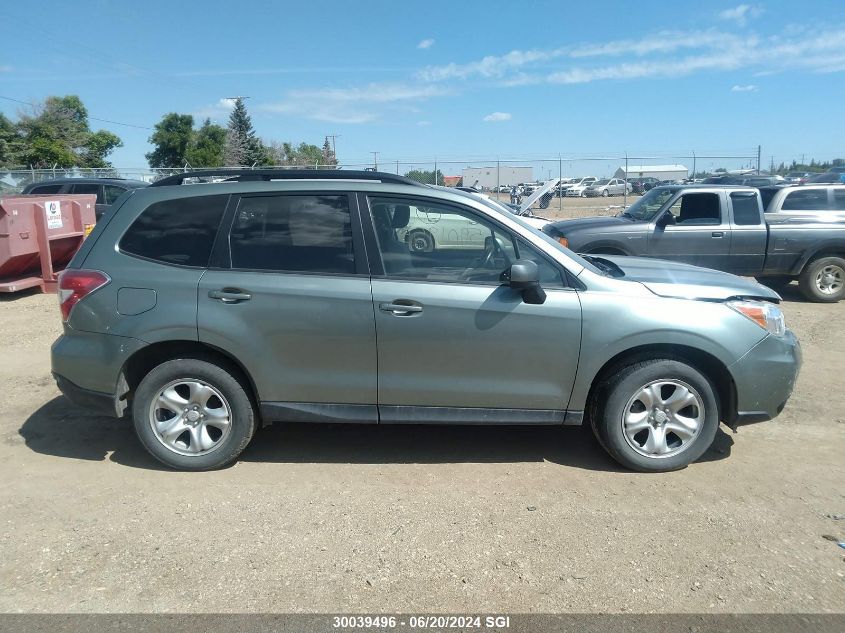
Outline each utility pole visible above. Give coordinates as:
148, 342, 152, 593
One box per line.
326, 133, 340, 157
757, 144, 761, 175
371, 152, 379, 171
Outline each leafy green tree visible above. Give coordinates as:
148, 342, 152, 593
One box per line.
404, 169, 444, 184
145, 113, 194, 168
224, 98, 269, 166
11, 95, 122, 168
0, 113, 20, 168
186, 118, 226, 167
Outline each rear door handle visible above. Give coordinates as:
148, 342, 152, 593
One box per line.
711, 231, 725, 238
209, 289, 252, 303
379, 301, 423, 315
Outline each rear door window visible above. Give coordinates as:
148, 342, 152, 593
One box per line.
70, 183, 104, 204
120, 195, 229, 267
228, 194, 355, 274
832, 189, 845, 211
730, 192, 762, 225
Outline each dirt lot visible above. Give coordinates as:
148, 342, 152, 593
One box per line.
0, 286, 843, 614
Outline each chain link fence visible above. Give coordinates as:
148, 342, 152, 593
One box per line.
0, 152, 760, 220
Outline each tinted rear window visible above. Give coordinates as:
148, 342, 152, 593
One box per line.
833, 190, 845, 211
120, 195, 228, 267
229, 194, 355, 274
782, 189, 829, 211
29, 184, 62, 194
731, 192, 762, 225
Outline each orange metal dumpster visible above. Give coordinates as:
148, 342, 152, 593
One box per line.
0, 194, 96, 293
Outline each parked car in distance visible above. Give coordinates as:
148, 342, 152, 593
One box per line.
565, 177, 598, 197
21, 178, 148, 221
51, 169, 799, 473
584, 178, 631, 197
543, 184, 845, 302
630, 177, 660, 194
765, 185, 845, 220
784, 171, 813, 184
806, 171, 845, 184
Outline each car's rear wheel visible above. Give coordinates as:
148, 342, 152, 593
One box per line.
132, 358, 257, 471
798, 256, 845, 302
590, 359, 719, 472
601, 189, 609, 197
408, 229, 435, 253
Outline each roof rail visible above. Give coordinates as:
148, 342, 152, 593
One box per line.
148, 169, 421, 187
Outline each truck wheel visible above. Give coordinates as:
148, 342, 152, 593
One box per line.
590, 359, 719, 472
408, 230, 434, 253
132, 358, 257, 471
798, 256, 845, 302
755, 275, 793, 290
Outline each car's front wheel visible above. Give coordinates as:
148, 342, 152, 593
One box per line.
132, 358, 257, 471
590, 359, 719, 472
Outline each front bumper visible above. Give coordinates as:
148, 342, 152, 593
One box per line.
728, 329, 802, 427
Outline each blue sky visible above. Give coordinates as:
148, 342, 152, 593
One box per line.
1, 0, 843, 173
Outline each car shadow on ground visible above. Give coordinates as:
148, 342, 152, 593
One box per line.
19, 396, 733, 473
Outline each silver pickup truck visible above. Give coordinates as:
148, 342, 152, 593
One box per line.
543, 184, 845, 302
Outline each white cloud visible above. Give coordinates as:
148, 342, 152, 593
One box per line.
259, 83, 449, 124
718, 4, 763, 25
731, 84, 759, 92
192, 98, 237, 120
483, 112, 511, 122
416, 120, 431, 126
417, 39, 435, 50
418, 26, 845, 87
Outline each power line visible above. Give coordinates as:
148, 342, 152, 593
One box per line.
0, 95, 152, 130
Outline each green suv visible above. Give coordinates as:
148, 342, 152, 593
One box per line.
51, 170, 801, 472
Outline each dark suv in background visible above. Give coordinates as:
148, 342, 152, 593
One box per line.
22, 177, 148, 220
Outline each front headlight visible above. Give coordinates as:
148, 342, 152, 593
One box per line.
728, 299, 786, 336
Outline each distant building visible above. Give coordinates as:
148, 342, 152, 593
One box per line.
442, 176, 462, 187
614, 164, 688, 181
462, 166, 533, 190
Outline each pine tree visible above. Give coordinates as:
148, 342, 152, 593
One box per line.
321, 136, 338, 168
223, 98, 268, 166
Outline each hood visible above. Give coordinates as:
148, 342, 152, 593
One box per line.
596, 255, 781, 302
547, 215, 633, 234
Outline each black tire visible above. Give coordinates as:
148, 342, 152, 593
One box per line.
601, 189, 609, 197
132, 358, 257, 471
408, 229, 434, 253
590, 359, 719, 472
798, 256, 845, 303
755, 275, 793, 290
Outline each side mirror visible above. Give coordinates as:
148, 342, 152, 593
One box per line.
656, 212, 675, 228
501, 259, 547, 304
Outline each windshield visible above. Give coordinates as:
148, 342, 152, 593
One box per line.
594, 179, 610, 186
621, 187, 676, 220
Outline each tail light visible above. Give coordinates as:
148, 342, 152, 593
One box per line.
58, 270, 110, 321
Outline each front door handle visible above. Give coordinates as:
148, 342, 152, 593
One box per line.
209, 289, 252, 303
379, 301, 423, 316
711, 231, 725, 238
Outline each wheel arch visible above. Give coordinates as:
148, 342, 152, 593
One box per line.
790, 242, 845, 275
585, 343, 736, 427
119, 340, 261, 414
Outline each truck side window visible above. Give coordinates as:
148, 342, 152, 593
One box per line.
668, 193, 720, 225
834, 190, 845, 211
730, 192, 762, 225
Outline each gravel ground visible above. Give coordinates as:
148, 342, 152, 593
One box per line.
0, 286, 843, 614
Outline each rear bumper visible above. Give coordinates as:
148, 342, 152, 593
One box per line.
728, 330, 802, 427
53, 373, 118, 417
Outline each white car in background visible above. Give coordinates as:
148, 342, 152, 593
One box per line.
564, 176, 598, 197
